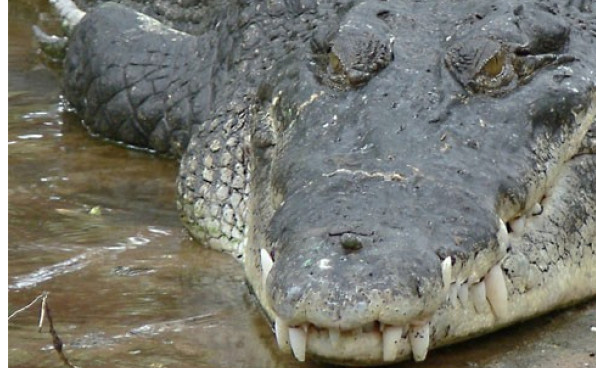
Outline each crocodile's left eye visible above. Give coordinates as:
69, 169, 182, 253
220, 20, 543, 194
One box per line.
328, 51, 343, 75
445, 35, 575, 96
444, 5, 575, 96
482, 52, 505, 78
444, 38, 516, 94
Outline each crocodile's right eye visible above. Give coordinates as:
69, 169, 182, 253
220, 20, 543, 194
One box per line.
312, 28, 393, 89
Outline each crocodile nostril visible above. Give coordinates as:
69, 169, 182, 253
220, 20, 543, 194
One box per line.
340, 233, 364, 251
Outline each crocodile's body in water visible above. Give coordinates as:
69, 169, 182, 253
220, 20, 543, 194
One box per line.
46, 0, 595, 364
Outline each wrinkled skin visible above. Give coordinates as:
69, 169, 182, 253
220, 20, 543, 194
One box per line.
55, 0, 595, 365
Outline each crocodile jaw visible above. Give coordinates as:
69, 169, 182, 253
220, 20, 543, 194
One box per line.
243, 91, 596, 365
275, 164, 596, 365
246, 158, 596, 365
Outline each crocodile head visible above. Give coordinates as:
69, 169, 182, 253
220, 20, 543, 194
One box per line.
53, 0, 595, 364
244, 0, 595, 365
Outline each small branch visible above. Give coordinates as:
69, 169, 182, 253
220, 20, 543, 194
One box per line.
38, 292, 48, 332
43, 297, 79, 368
8, 292, 48, 321
8, 292, 80, 368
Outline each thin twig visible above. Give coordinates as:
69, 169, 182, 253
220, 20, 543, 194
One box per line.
43, 297, 79, 368
38, 292, 48, 332
8, 292, 48, 321
8, 291, 80, 368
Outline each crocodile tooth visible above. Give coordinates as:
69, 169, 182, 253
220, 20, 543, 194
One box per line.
485, 264, 508, 319
531, 203, 543, 215
441, 256, 452, 291
457, 281, 469, 306
260, 248, 273, 289
408, 322, 430, 362
509, 217, 525, 233
497, 218, 509, 251
470, 281, 488, 313
382, 325, 403, 362
329, 328, 340, 348
289, 326, 307, 362
275, 316, 290, 350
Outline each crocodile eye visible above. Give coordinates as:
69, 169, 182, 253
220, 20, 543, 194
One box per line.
313, 28, 393, 89
328, 51, 343, 74
444, 5, 576, 96
482, 52, 505, 77
445, 38, 516, 94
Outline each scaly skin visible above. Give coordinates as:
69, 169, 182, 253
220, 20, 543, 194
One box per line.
49, 0, 595, 365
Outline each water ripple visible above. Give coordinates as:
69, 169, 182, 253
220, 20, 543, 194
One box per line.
9, 250, 99, 290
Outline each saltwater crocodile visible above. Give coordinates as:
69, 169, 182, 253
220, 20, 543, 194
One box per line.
42, 0, 595, 365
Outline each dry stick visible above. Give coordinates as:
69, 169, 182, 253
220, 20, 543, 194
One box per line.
42, 297, 79, 368
8, 292, 80, 368
38, 292, 48, 332
7, 292, 47, 321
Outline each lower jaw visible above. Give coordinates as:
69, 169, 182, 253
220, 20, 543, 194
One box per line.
300, 253, 595, 366
264, 245, 595, 366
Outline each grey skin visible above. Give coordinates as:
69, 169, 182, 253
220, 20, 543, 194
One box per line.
47, 0, 595, 365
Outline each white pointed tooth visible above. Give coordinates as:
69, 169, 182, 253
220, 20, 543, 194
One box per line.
457, 282, 469, 306
260, 249, 273, 288
497, 218, 509, 251
470, 281, 489, 313
509, 217, 525, 233
275, 316, 290, 350
329, 328, 340, 348
382, 325, 403, 362
289, 326, 307, 362
531, 203, 543, 215
441, 257, 452, 291
408, 323, 430, 362
485, 264, 508, 319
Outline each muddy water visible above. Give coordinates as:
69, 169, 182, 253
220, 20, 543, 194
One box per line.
7, 1, 596, 367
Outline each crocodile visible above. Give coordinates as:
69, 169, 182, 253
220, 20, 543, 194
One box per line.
43, 0, 595, 365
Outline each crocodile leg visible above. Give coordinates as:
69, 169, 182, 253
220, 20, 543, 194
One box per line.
63, 2, 221, 156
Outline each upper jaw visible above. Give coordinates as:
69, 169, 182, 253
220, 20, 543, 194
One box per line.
253, 165, 510, 361
258, 210, 509, 364
263, 154, 508, 317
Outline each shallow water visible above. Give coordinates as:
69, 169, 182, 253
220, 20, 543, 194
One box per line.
7, 1, 596, 367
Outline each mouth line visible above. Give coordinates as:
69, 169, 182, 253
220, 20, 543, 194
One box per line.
267, 255, 508, 363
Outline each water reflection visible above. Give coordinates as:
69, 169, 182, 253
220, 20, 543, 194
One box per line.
8, 1, 595, 368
